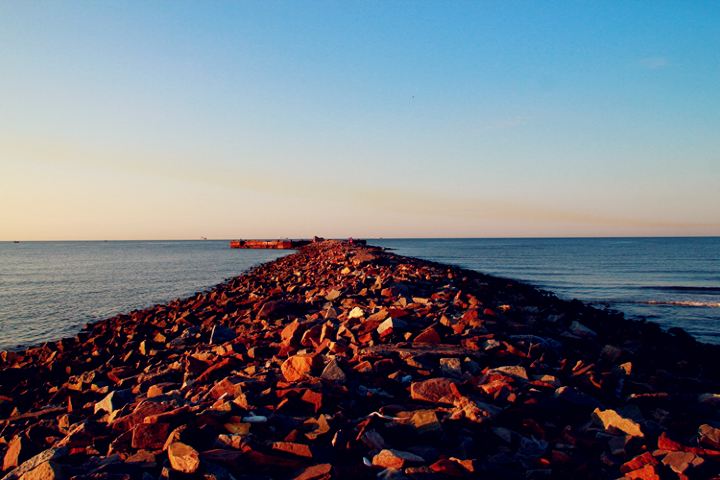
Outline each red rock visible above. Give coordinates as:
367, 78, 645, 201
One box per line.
372, 448, 425, 469
272, 441, 313, 458
167, 442, 200, 473
429, 458, 468, 476
300, 324, 324, 347
147, 383, 176, 398
376, 318, 396, 336
413, 326, 441, 344
621, 452, 659, 473
3, 435, 36, 471
195, 356, 238, 383
293, 463, 332, 480
300, 389, 323, 412
131, 422, 170, 450
592, 408, 643, 437
281, 355, 318, 382
126, 449, 157, 464
657, 431, 683, 451
410, 378, 460, 405
207, 377, 244, 400
110, 401, 170, 431
281, 320, 301, 345
380, 287, 397, 297
699, 424, 720, 449
624, 464, 661, 480
661, 451, 704, 474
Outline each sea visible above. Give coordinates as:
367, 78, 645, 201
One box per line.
0, 237, 718, 351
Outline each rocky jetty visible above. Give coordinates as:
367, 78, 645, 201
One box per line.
1, 240, 720, 479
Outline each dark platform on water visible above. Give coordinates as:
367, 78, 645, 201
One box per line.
229, 238, 366, 249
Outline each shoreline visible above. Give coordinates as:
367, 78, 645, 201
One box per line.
1, 240, 719, 478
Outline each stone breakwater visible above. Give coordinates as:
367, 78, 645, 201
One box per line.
1, 241, 720, 480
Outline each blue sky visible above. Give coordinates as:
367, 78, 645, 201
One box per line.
1, 2, 719, 239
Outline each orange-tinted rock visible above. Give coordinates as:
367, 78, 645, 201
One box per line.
300, 389, 323, 412
281, 355, 318, 382
131, 422, 170, 450
699, 424, 720, 449
293, 463, 332, 480
208, 377, 244, 400
624, 464, 661, 480
429, 458, 469, 476
593, 408, 644, 437
413, 326, 441, 344
621, 452, 658, 473
661, 451, 704, 474
167, 442, 200, 473
281, 319, 302, 345
410, 378, 460, 405
371, 449, 425, 469
272, 441, 313, 458
3, 435, 35, 471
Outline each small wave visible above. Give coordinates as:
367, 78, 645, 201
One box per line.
644, 300, 720, 308
639, 286, 720, 294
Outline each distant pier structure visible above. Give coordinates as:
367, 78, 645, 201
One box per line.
229, 237, 365, 249
229, 239, 310, 249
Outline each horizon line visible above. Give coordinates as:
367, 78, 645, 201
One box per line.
3, 234, 720, 242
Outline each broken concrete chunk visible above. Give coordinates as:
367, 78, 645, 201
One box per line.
410, 378, 460, 405
592, 408, 644, 437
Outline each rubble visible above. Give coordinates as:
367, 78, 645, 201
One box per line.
1, 240, 720, 479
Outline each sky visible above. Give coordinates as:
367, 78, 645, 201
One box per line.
1, 1, 719, 240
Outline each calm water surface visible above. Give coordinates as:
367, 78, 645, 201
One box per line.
370, 238, 720, 344
0, 241, 289, 350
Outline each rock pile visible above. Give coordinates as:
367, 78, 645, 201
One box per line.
1, 240, 720, 479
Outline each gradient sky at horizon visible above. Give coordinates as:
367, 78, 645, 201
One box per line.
1, 1, 719, 240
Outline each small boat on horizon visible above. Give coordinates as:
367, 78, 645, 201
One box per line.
13, 240, 20, 244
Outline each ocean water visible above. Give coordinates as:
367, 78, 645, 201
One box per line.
370, 238, 720, 344
1, 238, 718, 351
0, 241, 289, 351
